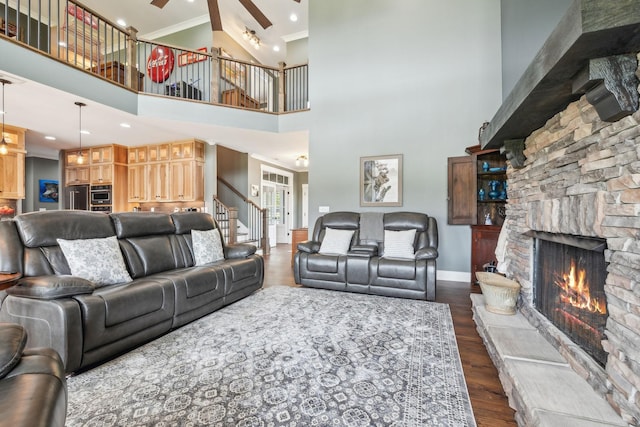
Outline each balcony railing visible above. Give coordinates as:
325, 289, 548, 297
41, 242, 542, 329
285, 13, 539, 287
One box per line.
0, 0, 308, 113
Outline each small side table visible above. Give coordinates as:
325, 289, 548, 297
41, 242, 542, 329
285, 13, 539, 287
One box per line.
291, 228, 309, 267
0, 273, 21, 291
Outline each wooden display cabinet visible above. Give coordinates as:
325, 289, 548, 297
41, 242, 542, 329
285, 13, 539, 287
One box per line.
128, 146, 147, 164
148, 144, 171, 162
448, 145, 507, 279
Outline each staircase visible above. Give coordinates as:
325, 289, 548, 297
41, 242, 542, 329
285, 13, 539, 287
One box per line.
213, 178, 269, 255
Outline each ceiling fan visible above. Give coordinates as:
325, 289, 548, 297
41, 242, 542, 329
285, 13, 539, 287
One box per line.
150, 0, 300, 31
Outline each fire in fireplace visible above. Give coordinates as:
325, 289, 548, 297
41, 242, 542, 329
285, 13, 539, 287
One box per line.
529, 231, 608, 366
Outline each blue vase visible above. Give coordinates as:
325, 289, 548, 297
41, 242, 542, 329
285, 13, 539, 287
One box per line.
488, 180, 500, 200
478, 188, 485, 201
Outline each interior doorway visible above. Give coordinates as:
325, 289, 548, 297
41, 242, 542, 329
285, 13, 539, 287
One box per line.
261, 166, 293, 245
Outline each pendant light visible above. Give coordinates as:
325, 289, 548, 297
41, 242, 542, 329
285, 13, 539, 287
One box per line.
0, 78, 11, 156
75, 101, 86, 164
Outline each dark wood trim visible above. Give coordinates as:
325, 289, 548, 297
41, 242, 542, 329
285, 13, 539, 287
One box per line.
481, 0, 640, 150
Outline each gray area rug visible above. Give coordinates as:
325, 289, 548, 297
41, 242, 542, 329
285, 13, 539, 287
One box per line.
67, 286, 476, 426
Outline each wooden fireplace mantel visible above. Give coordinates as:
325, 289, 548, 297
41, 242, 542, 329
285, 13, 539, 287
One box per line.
480, 0, 640, 151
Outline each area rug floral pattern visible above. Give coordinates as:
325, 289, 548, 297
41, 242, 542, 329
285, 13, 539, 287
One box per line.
67, 286, 476, 426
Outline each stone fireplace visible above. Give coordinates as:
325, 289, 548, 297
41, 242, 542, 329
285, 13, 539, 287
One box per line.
494, 54, 640, 424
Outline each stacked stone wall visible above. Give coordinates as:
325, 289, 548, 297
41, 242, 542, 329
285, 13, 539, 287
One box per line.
500, 54, 640, 424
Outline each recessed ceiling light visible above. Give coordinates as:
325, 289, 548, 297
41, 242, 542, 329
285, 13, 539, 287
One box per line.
117, 19, 126, 27
80, 130, 90, 135
290, 13, 298, 22
120, 122, 131, 128
45, 136, 56, 140
273, 45, 280, 52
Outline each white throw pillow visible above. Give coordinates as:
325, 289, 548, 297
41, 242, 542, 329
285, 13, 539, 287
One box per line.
192, 229, 225, 265
319, 228, 354, 255
383, 229, 417, 259
57, 236, 132, 287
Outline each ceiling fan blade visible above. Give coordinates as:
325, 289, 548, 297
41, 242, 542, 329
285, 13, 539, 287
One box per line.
238, 0, 272, 29
207, 0, 223, 31
150, 0, 170, 9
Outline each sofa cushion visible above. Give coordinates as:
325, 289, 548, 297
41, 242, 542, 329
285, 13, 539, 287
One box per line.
0, 323, 27, 379
192, 229, 224, 265
382, 229, 416, 259
319, 228, 354, 255
171, 212, 215, 235
57, 236, 132, 287
8, 276, 94, 300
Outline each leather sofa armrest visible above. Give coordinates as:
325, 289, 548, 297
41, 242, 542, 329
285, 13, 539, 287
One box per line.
297, 241, 320, 253
415, 247, 438, 260
224, 243, 257, 259
348, 244, 378, 257
7, 276, 95, 300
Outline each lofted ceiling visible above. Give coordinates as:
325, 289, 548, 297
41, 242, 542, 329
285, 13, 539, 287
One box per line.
0, 0, 309, 171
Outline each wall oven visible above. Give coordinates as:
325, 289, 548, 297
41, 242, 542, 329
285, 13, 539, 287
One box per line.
90, 185, 112, 205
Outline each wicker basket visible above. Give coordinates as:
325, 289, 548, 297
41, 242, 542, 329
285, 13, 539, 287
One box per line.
475, 271, 521, 315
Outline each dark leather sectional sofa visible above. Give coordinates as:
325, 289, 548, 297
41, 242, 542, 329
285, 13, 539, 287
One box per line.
294, 211, 438, 300
0, 210, 264, 375
0, 322, 67, 427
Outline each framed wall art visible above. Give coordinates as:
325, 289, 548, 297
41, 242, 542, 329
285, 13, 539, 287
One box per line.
39, 179, 59, 203
360, 154, 403, 207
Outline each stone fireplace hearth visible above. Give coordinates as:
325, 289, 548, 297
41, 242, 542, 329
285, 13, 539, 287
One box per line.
482, 53, 640, 425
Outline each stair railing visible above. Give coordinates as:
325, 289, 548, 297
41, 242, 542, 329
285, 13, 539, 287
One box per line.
214, 177, 269, 255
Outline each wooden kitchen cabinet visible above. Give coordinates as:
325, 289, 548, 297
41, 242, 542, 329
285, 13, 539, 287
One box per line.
128, 146, 147, 164
65, 166, 90, 185
0, 125, 26, 199
128, 164, 147, 202
148, 162, 171, 202
90, 146, 113, 164
0, 151, 25, 199
148, 144, 171, 162
171, 140, 205, 161
65, 149, 89, 166
90, 164, 113, 185
170, 160, 204, 201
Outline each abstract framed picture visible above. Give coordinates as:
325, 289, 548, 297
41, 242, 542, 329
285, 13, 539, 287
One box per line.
39, 179, 59, 203
360, 154, 403, 207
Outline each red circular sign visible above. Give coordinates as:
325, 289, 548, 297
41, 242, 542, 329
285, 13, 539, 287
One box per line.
147, 46, 175, 83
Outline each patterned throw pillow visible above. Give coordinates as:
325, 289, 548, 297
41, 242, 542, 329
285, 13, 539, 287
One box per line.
318, 228, 354, 255
382, 229, 417, 259
57, 236, 132, 287
192, 229, 225, 265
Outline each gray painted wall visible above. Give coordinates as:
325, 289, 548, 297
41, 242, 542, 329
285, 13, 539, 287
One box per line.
23, 157, 61, 212
308, 0, 503, 273
500, 0, 572, 98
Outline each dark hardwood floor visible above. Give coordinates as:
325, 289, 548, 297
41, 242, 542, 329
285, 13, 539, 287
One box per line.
262, 244, 517, 427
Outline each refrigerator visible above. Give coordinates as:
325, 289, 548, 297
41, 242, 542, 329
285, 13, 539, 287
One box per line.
64, 185, 89, 211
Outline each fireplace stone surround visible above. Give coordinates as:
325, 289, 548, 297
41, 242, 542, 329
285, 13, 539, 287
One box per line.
480, 53, 640, 425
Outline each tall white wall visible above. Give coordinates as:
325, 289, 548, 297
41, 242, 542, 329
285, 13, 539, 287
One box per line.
308, 0, 503, 273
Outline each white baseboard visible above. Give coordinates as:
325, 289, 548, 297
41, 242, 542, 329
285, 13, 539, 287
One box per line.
437, 270, 471, 283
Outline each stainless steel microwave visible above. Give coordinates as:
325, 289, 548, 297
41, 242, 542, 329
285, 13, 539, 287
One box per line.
90, 185, 112, 205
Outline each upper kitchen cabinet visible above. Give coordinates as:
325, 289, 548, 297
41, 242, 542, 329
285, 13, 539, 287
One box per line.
0, 125, 26, 199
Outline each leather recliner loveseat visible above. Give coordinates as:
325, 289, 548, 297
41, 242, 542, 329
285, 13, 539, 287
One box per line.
0, 210, 263, 374
294, 211, 438, 300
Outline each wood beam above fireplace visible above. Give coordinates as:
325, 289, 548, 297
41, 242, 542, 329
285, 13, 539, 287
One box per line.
481, 0, 640, 150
